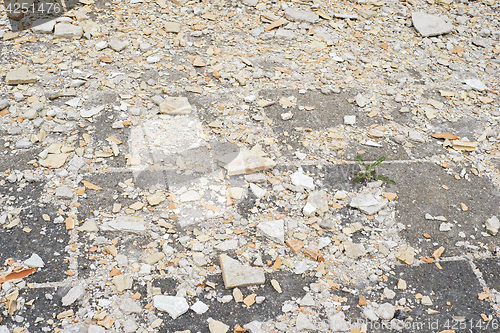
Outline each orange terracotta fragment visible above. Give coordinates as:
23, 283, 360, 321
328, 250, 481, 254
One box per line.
0, 268, 36, 283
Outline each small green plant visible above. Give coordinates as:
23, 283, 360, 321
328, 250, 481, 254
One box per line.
98, 86, 103, 91
353, 155, 395, 184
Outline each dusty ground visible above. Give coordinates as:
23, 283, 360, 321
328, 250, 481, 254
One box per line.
0, 0, 499, 332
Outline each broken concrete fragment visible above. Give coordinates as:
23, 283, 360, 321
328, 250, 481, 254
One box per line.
190, 300, 209, 314
219, 254, 265, 289
147, 192, 166, 206
112, 275, 133, 293
164, 22, 181, 33
54, 23, 83, 39
62, 285, 86, 306
344, 243, 367, 258
6, 66, 37, 85
485, 216, 499, 236
24, 253, 44, 268
395, 245, 416, 265
376, 303, 395, 320
411, 12, 452, 37
39, 153, 70, 168
329, 311, 350, 331
349, 193, 388, 215
256, 220, 284, 244
208, 319, 229, 333
284, 8, 319, 23
153, 295, 189, 319
159, 97, 192, 115
218, 149, 275, 176
303, 190, 328, 216
119, 297, 143, 314
143, 252, 165, 265
290, 171, 315, 190
100, 216, 146, 234
77, 219, 99, 232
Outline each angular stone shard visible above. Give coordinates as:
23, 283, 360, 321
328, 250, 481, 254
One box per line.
349, 193, 387, 215
284, 8, 319, 23
100, 216, 146, 234
153, 295, 189, 319
256, 220, 284, 244
219, 254, 265, 289
6, 66, 37, 85
411, 12, 452, 37
159, 97, 192, 115
218, 147, 275, 176
54, 23, 83, 39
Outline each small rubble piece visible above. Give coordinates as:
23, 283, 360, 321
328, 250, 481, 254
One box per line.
256, 220, 285, 244
164, 22, 181, 33
5, 66, 37, 85
344, 243, 367, 259
290, 171, 315, 190
119, 298, 142, 314
284, 8, 319, 23
24, 253, 44, 268
329, 311, 350, 331
303, 190, 328, 216
190, 300, 209, 314
159, 97, 192, 115
219, 146, 276, 175
395, 245, 416, 265
355, 93, 369, 107
77, 219, 99, 232
349, 193, 388, 215
39, 153, 69, 168
411, 12, 453, 37
464, 79, 487, 91
344, 115, 356, 125
61, 285, 86, 306
54, 23, 83, 39
209, 319, 229, 333
100, 216, 146, 234
296, 312, 316, 331
153, 295, 189, 319
485, 216, 499, 236
219, 254, 265, 288
81, 106, 104, 118
31, 19, 56, 33
147, 192, 166, 206
109, 40, 128, 52
376, 303, 395, 320
55, 186, 73, 200
112, 275, 133, 293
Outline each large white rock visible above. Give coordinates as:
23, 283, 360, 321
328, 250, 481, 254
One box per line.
284, 8, 319, 23
349, 193, 387, 215
190, 300, 209, 314
220, 254, 265, 289
100, 216, 146, 234
329, 311, 350, 331
54, 23, 83, 39
376, 303, 395, 320
256, 220, 284, 244
290, 171, 315, 190
411, 12, 453, 37
159, 97, 192, 115
32, 19, 56, 33
486, 216, 499, 235
153, 295, 189, 319
219, 149, 276, 176
5, 66, 37, 85
24, 253, 44, 268
303, 190, 328, 216
296, 312, 316, 330
62, 285, 86, 306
